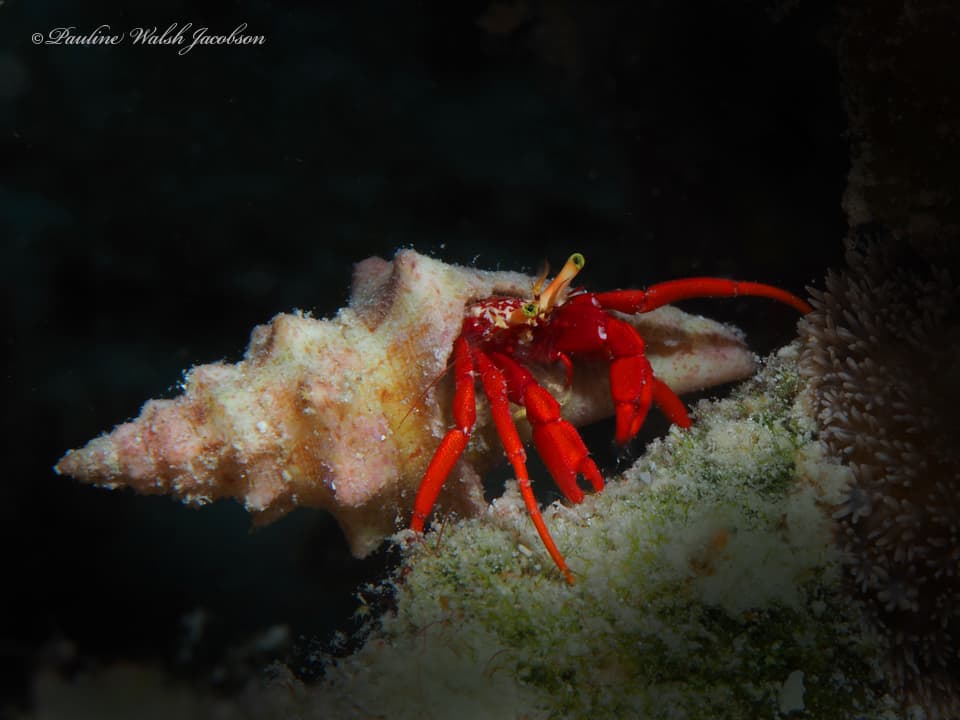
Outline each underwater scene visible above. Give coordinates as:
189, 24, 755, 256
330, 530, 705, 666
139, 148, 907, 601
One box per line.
3, 1, 958, 718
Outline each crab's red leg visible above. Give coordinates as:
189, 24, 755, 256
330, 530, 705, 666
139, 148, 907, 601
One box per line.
410, 337, 476, 533
593, 278, 812, 315
651, 377, 691, 428
490, 352, 604, 503
473, 350, 575, 585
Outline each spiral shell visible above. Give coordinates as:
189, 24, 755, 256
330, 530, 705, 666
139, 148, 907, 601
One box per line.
56, 250, 757, 557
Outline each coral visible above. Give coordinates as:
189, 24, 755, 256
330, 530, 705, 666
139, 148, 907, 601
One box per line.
798, 229, 960, 718
55, 249, 758, 558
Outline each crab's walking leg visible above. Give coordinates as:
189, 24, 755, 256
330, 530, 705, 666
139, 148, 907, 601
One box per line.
651, 377, 691, 428
411, 337, 476, 532
473, 350, 576, 585
593, 278, 813, 315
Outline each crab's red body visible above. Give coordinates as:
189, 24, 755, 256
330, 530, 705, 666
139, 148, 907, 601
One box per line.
410, 255, 811, 584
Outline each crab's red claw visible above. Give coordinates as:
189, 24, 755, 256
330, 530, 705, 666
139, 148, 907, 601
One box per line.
533, 420, 604, 503
610, 355, 654, 444
602, 317, 657, 444
523, 384, 604, 502
490, 351, 604, 502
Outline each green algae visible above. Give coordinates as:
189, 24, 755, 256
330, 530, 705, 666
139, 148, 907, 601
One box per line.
315, 344, 902, 719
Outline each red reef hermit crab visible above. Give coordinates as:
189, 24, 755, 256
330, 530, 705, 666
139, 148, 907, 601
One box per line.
410, 253, 812, 584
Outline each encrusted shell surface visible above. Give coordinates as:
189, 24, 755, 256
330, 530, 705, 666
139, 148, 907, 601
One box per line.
55, 250, 757, 557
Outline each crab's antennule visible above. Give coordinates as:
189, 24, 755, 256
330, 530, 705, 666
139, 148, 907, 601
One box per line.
539, 253, 585, 312
532, 260, 551, 298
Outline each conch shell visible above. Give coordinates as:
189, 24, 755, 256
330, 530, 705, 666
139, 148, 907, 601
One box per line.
55, 250, 756, 557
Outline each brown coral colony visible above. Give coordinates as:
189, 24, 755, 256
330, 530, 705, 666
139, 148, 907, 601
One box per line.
799, 231, 960, 718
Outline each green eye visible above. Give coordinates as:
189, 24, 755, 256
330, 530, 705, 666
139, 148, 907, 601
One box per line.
522, 302, 538, 317
569, 253, 585, 269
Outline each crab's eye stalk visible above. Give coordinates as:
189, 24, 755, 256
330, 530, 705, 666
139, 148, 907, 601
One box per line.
538, 252, 586, 313
508, 300, 540, 326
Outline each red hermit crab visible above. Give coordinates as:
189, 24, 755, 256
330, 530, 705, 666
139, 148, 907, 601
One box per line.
410, 253, 811, 584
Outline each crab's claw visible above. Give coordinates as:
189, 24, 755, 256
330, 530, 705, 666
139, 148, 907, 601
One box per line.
490, 351, 604, 503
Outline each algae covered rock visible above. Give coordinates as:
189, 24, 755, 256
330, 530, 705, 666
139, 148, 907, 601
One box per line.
315, 344, 901, 719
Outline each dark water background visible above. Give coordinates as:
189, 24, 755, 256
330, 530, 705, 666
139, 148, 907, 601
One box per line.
1, 0, 845, 708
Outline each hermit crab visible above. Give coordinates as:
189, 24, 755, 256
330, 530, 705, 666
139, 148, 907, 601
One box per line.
56, 248, 810, 572
410, 253, 812, 584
